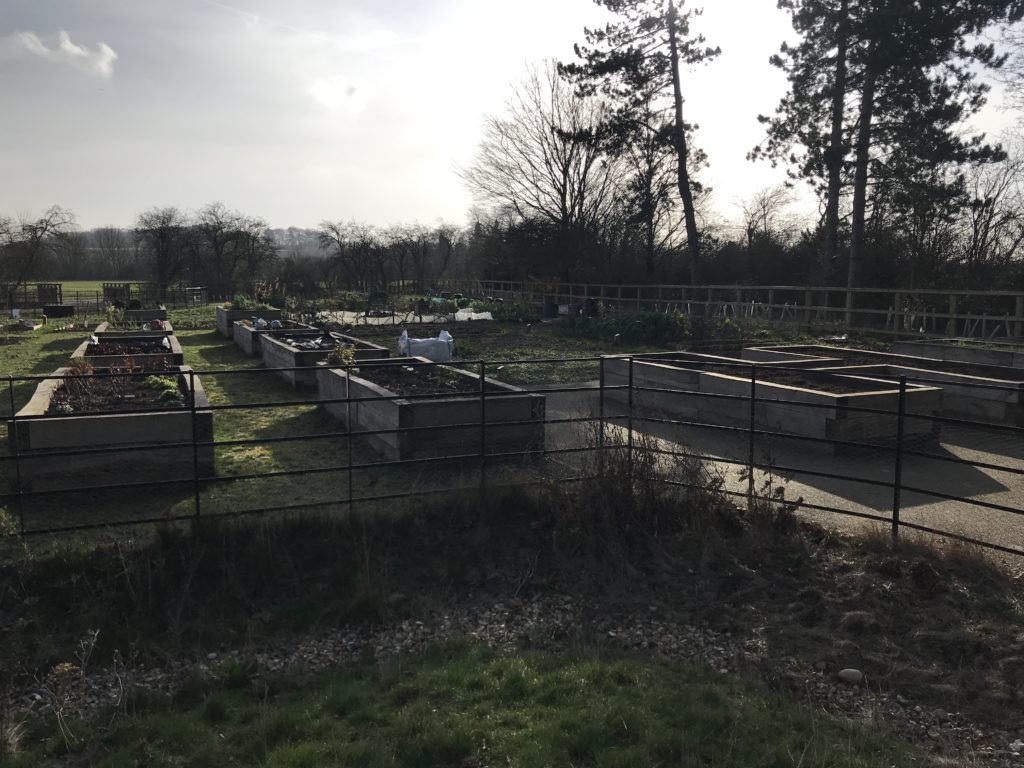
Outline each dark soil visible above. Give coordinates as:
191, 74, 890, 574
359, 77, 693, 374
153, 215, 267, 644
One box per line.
357, 363, 503, 396
86, 341, 170, 356
47, 372, 186, 414
0, 336, 22, 346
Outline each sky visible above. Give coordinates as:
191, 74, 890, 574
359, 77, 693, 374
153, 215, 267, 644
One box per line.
0, 0, 1019, 230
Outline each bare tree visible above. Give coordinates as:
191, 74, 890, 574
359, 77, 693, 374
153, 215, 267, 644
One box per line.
135, 207, 186, 298
460, 62, 621, 277
0, 206, 76, 307
94, 227, 137, 276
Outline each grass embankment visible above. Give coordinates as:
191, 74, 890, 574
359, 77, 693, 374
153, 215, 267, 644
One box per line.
4, 642, 913, 768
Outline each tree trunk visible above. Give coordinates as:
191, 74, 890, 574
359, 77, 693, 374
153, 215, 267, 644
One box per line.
822, 0, 849, 286
848, 59, 877, 326
667, 0, 702, 286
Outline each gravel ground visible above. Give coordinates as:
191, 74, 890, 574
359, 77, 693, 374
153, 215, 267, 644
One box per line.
9, 591, 1024, 766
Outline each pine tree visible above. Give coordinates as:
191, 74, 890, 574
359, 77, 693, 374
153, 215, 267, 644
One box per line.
561, 0, 720, 284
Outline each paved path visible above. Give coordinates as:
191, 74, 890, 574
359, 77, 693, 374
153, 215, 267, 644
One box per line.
534, 383, 1024, 557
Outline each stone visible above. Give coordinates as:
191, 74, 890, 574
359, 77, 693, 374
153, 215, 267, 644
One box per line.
837, 668, 864, 685
1010, 739, 1024, 754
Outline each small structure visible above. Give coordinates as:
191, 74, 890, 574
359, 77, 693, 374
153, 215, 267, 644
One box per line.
316, 357, 546, 461
8, 365, 213, 491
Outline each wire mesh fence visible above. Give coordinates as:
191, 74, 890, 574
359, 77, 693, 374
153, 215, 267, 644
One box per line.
2, 356, 1023, 558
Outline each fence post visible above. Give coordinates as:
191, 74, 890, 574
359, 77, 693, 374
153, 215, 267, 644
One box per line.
346, 364, 354, 510
748, 364, 757, 510
892, 376, 906, 543
598, 356, 606, 461
627, 356, 634, 464
479, 360, 487, 492
8, 376, 25, 536
189, 369, 201, 519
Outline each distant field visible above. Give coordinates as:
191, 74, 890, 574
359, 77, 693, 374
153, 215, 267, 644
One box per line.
58, 280, 123, 293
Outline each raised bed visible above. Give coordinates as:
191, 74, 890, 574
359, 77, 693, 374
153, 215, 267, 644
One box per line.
72, 333, 184, 368
261, 332, 391, 388
893, 338, 1024, 369
233, 320, 319, 356
8, 365, 213, 491
93, 321, 174, 338
316, 358, 546, 461
602, 353, 941, 450
216, 305, 283, 338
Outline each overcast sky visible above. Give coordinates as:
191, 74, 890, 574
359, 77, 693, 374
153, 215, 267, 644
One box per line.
0, 0, 1018, 230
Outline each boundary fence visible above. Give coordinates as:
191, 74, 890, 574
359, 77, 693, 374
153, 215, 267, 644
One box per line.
431, 280, 1024, 340
2, 358, 1023, 558
2, 284, 207, 314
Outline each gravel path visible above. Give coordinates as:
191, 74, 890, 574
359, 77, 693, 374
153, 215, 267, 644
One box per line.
9, 592, 1024, 766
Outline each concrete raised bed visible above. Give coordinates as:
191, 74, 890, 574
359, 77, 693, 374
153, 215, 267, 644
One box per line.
261, 333, 391, 388
216, 305, 283, 338
316, 358, 546, 461
94, 321, 174, 338
893, 338, 1024, 369
602, 353, 941, 450
72, 333, 184, 368
233, 320, 319, 356
8, 365, 213, 491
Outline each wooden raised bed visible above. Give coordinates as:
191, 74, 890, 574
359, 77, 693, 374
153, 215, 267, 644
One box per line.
233, 320, 320, 356
93, 321, 174, 338
216, 305, 283, 338
8, 365, 213, 491
602, 353, 941, 450
261, 333, 391, 388
316, 358, 546, 461
72, 333, 184, 368
893, 338, 1024, 369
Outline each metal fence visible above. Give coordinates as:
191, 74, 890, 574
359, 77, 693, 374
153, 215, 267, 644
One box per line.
431, 279, 1024, 340
2, 284, 207, 314
1, 358, 1023, 558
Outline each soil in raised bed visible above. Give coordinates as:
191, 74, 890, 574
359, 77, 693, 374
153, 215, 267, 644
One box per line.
354, 364, 504, 396
86, 341, 172, 356
47, 371, 187, 414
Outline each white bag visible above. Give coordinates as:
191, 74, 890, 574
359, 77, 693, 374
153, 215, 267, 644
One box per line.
398, 330, 453, 362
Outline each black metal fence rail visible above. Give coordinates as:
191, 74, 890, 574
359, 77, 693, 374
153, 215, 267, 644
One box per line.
2, 357, 1023, 558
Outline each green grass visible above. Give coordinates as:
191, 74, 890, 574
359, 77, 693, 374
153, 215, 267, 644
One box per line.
0, 312, 482, 547
5, 641, 917, 767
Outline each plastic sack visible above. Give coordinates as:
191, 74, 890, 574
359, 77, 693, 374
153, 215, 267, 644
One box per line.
253, 317, 269, 330
398, 330, 453, 362
454, 309, 493, 321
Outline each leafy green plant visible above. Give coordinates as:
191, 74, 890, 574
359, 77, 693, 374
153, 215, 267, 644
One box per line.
326, 345, 357, 366
224, 295, 272, 311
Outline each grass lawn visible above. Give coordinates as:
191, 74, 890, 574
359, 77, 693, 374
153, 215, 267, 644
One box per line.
342, 321, 687, 385
0, 310, 485, 544
6, 641, 916, 768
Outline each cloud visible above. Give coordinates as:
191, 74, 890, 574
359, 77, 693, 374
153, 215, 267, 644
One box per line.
3, 30, 118, 78
308, 75, 369, 112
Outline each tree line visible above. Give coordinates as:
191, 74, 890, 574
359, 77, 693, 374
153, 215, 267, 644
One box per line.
0, 203, 469, 302
462, 0, 1024, 289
